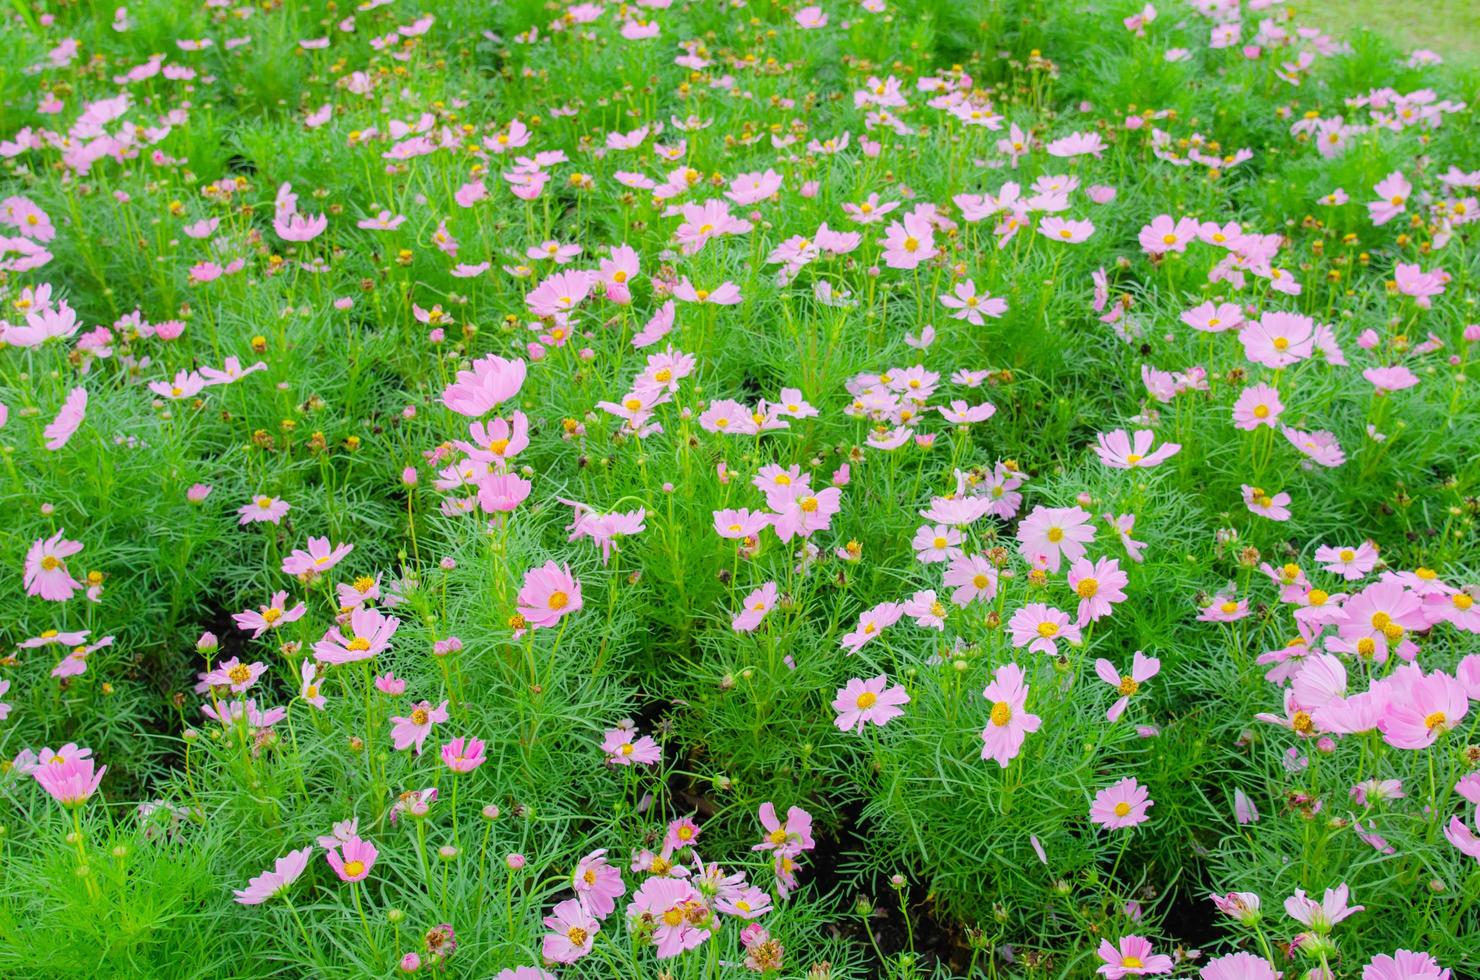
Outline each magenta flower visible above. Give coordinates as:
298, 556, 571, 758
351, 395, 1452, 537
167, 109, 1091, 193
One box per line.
1315, 541, 1378, 580
911, 523, 964, 563
234, 846, 313, 905
1377, 665, 1468, 749
979, 662, 1041, 767
1090, 777, 1153, 829
832, 675, 910, 732
390, 700, 449, 754
1138, 214, 1198, 254
24, 530, 83, 601
1008, 603, 1080, 655
880, 208, 937, 269
515, 561, 583, 631
325, 835, 378, 882
34, 754, 106, 808
1094, 651, 1161, 722
477, 473, 533, 513
281, 536, 353, 577
440, 736, 486, 773
943, 553, 998, 607
1096, 935, 1173, 978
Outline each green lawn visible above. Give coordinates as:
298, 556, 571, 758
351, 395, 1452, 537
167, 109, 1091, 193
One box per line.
1312, 0, 1480, 66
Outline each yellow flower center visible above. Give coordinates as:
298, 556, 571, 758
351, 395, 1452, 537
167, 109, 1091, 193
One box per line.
1339, 549, 1355, 562
1253, 405, 1269, 418
354, 576, 376, 592
342, 860, 365, 877
1113, 802, 1132, 817
347, 637, 371, 651
566, 926, 589, 945
799, 496, 819, 513
856, 691, 878, 709
990, 701, 1012, 726
972, 574, 991, 589
1076, 578, 1099, 598
411, 708, 429, 725
1425, 711, 1447, 731
1036, 622, 1059, 638
1123, 956, 1144, 968
1282, 563, 1300, 580
1453, 594, 1474, 611
620, 743, 634, 756
1357, 638, 1375, 656
1220, 601, 1239, 614
1046, 527, 1064, 543
1118, 676, 1139, 696
1308, 589, 1328, 606
932, 536, 947, 549
262, 607, 282, 623
662, 909, 684, 927
1161, 233, 1177, 245
227, 664, 252, 684
548, 591, 569, 610
1415, 567, 1436, 580
40, 556, 61, 570
903, 236, 919, 253
1292, 711, 1314, 733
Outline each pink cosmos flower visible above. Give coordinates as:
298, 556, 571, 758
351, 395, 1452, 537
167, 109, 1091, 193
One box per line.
572, 848, 626, 919
1283, 426, 1346, 467
1138, 214, 1199, 254
943, 553, 999, 607
1363, 365, 1419, 393
754, 803, 815, 855
1241, 311, 1316, 368
234, 846, 313, 905
1095, 651, 1160, 722
232, 591, 307, 637
1068, 556, 1129, 625
1284, 883, 1362, 931
313, 606, 401, 664
673, 277, 741, 305
1181, 300, 1244, 333
299, 661, 326, 709
1232, 383, 1283, 430
1008, 603, 1081, 655
832, 675, 910, 732
769, 486, 842, 542
238, 495, 290, 524
1039, 216, 1095, 242
1198, 594, 1249, 622
34, 754, 106, 808
979, 662, 1041, 767
627, 878, 709, 959
602, 726, 661, 766
732, 582, 778, 632
1367, 171, 1410, 226
1393, 262, 1449, 308
1096, 935, 1174, 978
938, 279, 1007, 324
880, 208, 937, 269
281, 536, 353, 577
43, 386, 87, 449
1200, 952, 1278, 980
1016, 505, 1095, 573
911, 524, 963, 563
203, 657, 267, 694
902, 589, 948, 630
1243, 485, 1292, 521
390, 700, 450, 754
515, 561, 583, 630
1362, 951, 1450, 980
1315, 542, 1378, 580
441, 736, 486, 773
840, 601, 904, 653
1090, 777, 1153, 829
325, 835, 378, 882
24, 530, 83, 601
441, 354, 527, 417
477, 473, 533, 513
713, 508, 771, 540
1378, 666, 1467, 749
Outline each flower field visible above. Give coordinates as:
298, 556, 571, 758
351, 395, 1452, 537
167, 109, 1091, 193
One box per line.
1, 0, 1478, 976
